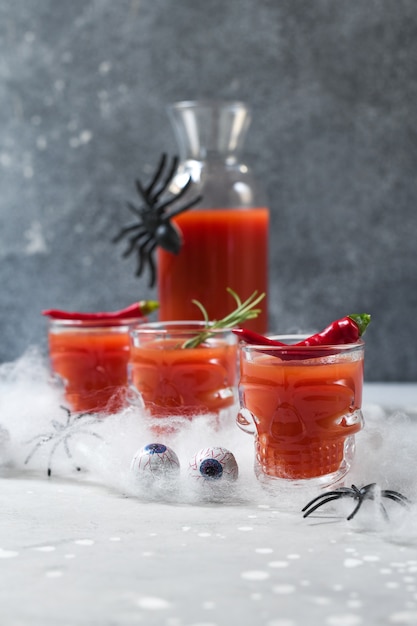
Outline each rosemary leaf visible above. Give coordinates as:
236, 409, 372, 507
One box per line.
182, 289, 265, 349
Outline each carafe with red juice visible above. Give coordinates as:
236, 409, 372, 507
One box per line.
157, 100, 269, 333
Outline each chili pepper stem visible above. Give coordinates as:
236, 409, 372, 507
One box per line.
348, 313, 371, 337
138, 300, 160, 316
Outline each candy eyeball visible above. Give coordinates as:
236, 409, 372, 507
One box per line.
131, 443, 180, 481
188, 447, 238, 483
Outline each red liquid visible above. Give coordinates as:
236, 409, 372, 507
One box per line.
48, 327, 131, 413
129, 338, 238, 417
157, 208, 269, 333
240, 353, 364, 479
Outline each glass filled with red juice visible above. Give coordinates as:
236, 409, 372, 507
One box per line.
157, 207, 269, 331
128, 321, 239, 425
48, 318, 143, 414
237, 336, 365, 486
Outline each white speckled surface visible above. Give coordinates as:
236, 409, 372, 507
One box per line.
1, 384, 417, 625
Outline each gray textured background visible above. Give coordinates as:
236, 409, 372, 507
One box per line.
1, 0, 416, 381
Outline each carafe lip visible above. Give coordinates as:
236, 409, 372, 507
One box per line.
168, 99, 251, 113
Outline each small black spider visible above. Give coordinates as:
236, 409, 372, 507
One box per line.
113, 153, 202, 287
24, 406, 103, 477
302, 483, 410, 521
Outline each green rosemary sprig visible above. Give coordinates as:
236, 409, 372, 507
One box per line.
182, 288, 266, 349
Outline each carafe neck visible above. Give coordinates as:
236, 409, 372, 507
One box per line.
167, 100, 251, 163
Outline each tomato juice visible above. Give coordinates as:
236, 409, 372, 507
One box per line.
157, 208, 269, 333
238, 342, 364, 480
48, 320, 137, 413
129, 324, 238, 418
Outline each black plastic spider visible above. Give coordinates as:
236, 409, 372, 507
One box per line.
302, 483, 410, 521
24, 406, 103, 477
113, 153, 202, 287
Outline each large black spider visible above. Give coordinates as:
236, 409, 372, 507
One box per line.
113, 153, 202, 287
24, 406, 103, 477
302, 483, 410, 521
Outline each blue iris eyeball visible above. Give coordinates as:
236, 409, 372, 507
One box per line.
189, 447, 238, 483
131, 443, 180, 480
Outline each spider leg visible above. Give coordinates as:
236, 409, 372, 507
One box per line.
76, 430, 103, 441
151, 155, 180, 204
378, 501, 390, 522
346, 497, 365, 520
47, 435, 79, 477
59, 405, 72, 423
63, 435, 82, 473
155, 174, 192, 213
135, 154, 176, 206
381, 490, 411, 506
75, 411, 95, 421
134, 234, 154, 276
70, 429, 104, 445
143, 153, 168, 197
126, 201, 143, 218
136, 240, 157, 287
63, 436, 73, 460
358, 483, 378, 496
302, 487, 354, 513
57, 429, 103, 476
24, 438, 53, 465
24, 433, 53, 445
302, 493, 351, 518
112, 222, 142, 244
346, 485, 392, 522
163, 193, 203, 219
77, 416, 101, 428
122, 229, 150, 258
47, 437, 65, 476
147, 243, 157, 287
343, 484, 378, 521
156, 176, 202, 215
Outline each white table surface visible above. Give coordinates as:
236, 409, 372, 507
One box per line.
1, 381, 417, 626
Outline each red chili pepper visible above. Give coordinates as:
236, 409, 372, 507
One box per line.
233, 313, 371, 351
232, 328, 286, 347
294, 314, 371, 346
42, 300, 159, 321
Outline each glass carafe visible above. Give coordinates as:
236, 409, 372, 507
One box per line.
156, 100, 269, 333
